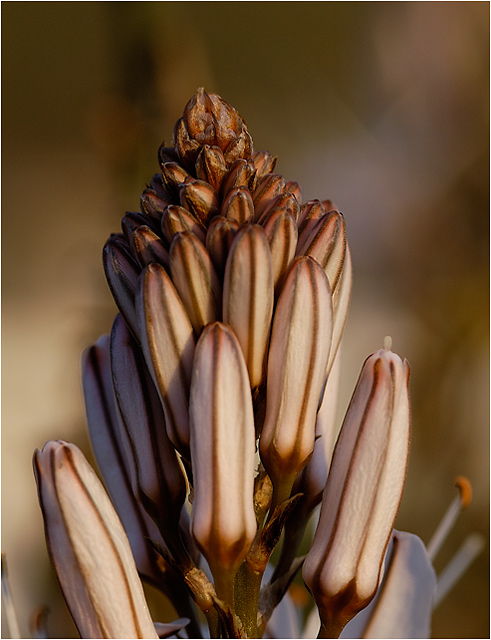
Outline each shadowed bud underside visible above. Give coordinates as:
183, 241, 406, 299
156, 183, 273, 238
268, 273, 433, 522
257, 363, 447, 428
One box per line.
33, 441, 158, 639
189, 322, 257, 577
303, 346, 410, 637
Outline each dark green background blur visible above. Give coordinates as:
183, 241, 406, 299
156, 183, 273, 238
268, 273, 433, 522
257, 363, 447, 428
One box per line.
2, 2, 489, 638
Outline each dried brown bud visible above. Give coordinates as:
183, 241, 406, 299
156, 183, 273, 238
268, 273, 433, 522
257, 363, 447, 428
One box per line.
179, 179, 220, 227
195, 145, 228, 192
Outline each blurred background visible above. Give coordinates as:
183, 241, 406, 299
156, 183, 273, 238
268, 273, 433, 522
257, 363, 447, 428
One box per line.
2, 2, 489, 638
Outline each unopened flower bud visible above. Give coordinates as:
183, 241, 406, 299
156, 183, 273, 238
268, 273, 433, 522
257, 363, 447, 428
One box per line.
220, 186, 255, 224
137, 263, 195, 458
161, 162, 192, 197
140, 188, 170, 222
297, 200, 326, 245
251, 150, 277, 180
103, 236, 141, 339
256, 192, 300, 226
223, 225, 274, 388
302, 344, 410, 637
33, 441, 158, 639
195, 144, 228, 192
169, 231, 222, 334
205, 216, 239, 276
179, 178, 219, 227
253, 173, 286, 219
260, 256, 333, 500
132, 225, 169, 270
221, 158, 256, 194
261, 209, 298, 294
189, 323, 257, 583
161, 204, 206, 246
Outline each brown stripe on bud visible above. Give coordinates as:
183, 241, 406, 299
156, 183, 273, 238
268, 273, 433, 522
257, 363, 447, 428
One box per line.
221, 158, 256, 195
253, 173, 286, 220
196, 144, 227, 192
256, 192, 300, 226
297, 200, 326, 244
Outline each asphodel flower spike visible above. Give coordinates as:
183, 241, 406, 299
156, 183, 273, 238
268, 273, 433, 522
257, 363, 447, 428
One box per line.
260, 255, 333, 506
303, 339, 410, 638
33, 441, 158, 640
189, 322, 257, 602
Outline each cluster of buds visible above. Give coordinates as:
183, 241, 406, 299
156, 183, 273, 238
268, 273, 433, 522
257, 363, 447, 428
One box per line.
29, 90, 480, 640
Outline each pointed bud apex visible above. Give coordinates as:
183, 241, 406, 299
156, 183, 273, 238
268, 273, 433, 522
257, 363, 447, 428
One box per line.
297, 211, 347, 295
256, 192, 300, 226
251, 151, 277, 180
132, 226, 170, 270
137, 263, 195, 457
161, 162, 192, 197
223, 225, 274, 387
179, 179, 219, 227
33, 441, 158, 639
177, 88, 252, 169
303, 347, 410, 636
161, 204, 206, 246
253, 173, 286, 219
170, 232, 222, 333
140, 188, 170, 222
196, 144, 228, 192
297, 200, 326, 245
190, 322, 257, 576
284, 180, 302, 204
260, 257, 333, 494
220, 186, 255, 224
222, 158, 256, 195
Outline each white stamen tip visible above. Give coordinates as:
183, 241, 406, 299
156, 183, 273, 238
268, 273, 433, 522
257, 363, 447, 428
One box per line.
383, 336, 392, 351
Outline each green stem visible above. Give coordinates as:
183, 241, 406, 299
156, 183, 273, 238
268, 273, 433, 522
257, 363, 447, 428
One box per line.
234, 560, 263, 638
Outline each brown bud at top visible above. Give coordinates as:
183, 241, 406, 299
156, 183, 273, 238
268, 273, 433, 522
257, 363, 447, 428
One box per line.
175, 88, 252, 170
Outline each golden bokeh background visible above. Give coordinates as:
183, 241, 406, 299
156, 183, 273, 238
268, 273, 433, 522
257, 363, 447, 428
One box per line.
2, 3, 489, 638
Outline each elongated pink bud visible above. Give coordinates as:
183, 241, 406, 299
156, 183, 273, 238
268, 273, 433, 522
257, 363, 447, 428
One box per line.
190, 322, 257, 578
170, 231, 222, 334
33, 441, 158, 639
302, 344, 411, 637
223, 225, 274, 388
260, 256, 333, 497
137, 263, 195, 457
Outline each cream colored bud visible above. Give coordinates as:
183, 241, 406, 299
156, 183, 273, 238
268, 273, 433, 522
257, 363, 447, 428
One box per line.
302, 346, 411, 637
189, 322, 257, 577
33, 441, 158, 639
260, 256, 333, 495
223, 225, 274, 388
170, 231, 221, 334
261, 209, 298, 294
253, 173, 286, 219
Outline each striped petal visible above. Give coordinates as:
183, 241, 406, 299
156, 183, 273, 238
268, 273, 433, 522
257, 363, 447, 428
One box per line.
303, 344, 411, 637
223, 225, 274, 388
259, 256, 333, 496
170, 231, 222, 334
33, 441, 158, 639
137, 263, 195, 457
189, 322, 257, 578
